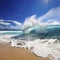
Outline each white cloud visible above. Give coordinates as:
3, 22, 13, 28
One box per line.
23, 7, 60, 29
38, 7, 60, 21
22, 15, 41, 29
0, 7, 60, 30
10, 20, 22, 29
0, 19, 22, 30
12, 21, 22, 26
0, 19, 11, 25
46, 20, 60, 25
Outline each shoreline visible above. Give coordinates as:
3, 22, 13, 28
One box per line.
0, 43, 51, 60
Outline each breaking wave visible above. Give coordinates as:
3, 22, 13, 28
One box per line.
10, 19, 60, 60
0, 19, 60, 60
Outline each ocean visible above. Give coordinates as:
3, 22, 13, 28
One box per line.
0, 31, 23, 35
0, 25, 60, 60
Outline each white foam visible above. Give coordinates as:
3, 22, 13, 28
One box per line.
0, 34, 60, 60
10, 39, 60, 60
0, 34, 17, 43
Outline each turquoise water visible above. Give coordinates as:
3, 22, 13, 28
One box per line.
0, 25, 60, 39
0, 31, 23, 35
12, 25, 60, 39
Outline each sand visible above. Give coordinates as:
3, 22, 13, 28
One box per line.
0, 43, 51, 60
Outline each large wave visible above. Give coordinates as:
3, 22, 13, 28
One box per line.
10, 17, 60, 60
12, 17, 60, 40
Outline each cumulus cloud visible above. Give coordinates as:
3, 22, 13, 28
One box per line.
23, 7, 60, 29
22, 15, 41, 29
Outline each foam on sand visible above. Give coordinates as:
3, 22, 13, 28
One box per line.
10, 39, 60, 60
0, 34, 17, 43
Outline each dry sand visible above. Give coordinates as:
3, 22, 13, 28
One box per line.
0, 43, 51, 60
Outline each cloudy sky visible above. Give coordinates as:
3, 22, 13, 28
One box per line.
0, 0, 60, 30
0, 0, 60, 23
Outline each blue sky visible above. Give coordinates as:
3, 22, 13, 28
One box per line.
0, 0, 60, 23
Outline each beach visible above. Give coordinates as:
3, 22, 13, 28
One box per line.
0, 34, 60, 60
0, 43, 50, 60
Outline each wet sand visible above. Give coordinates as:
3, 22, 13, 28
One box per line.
0, 43, 50, 60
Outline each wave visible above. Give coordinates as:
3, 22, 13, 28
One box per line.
0, 24, 60, 60
9, 24, 60, 60
1, 12, 60, 60
11, 25, 60, 40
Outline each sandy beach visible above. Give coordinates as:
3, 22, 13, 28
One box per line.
0, 43, 50, 60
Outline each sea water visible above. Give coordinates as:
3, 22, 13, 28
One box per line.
0, 31, 23, 43
0, 25, 60, 60
0, 31, 23, 35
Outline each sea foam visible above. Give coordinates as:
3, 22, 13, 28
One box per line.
0, 18, 60, 60
9, 38, 60, 60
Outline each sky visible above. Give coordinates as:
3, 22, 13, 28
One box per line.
0, 0, 60, 30
0, 0, 60, 23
